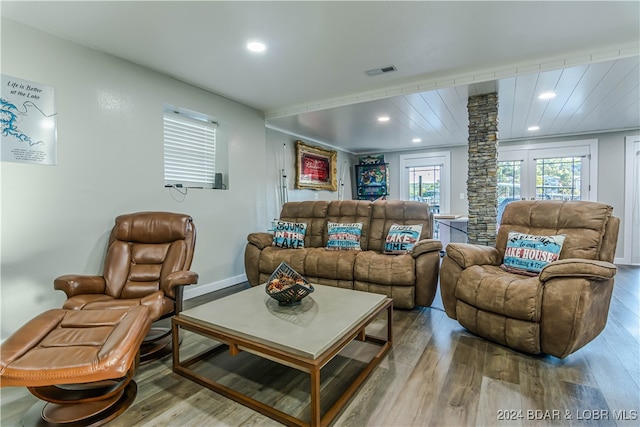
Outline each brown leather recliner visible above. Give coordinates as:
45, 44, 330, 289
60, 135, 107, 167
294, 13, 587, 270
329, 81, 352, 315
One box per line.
440, 200, 620, 359
54, 211, 199, 361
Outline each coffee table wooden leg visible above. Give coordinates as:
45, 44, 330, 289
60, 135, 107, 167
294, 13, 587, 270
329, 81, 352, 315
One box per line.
310, 368, 321, 426
387, 304, 393, 343
172, 318, 180, 370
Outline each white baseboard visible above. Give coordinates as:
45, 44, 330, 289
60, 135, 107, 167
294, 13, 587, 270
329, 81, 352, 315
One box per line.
614, 257, 640, 265
184, 274, 248, 300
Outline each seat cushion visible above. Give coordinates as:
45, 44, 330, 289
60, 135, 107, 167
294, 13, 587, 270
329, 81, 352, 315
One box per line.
62, 290, 173, 321
354, 251, 416, 286
304, 248, 358, 280
0, 307, 151, 387
455, 265, 543, 322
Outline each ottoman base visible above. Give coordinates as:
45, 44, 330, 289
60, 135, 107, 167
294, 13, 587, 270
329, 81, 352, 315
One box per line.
1, 307, 152, 426
23, 382, 137, 427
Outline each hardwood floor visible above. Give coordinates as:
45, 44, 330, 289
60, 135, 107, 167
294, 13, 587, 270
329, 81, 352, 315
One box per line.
1, 266, 638, 426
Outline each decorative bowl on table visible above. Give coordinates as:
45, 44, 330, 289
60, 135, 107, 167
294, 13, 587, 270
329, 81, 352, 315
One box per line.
265, 262, 314, 306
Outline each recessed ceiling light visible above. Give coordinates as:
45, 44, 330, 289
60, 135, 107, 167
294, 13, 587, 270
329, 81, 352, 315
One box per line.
412, 138, 422, 143
246, 41, 266, 53
377, 116, 390, 122
538, 92, 557, 100
528, 125, 540, 131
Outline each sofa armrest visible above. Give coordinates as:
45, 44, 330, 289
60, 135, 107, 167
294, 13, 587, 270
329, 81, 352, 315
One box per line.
54, 275, 106, 298
539, 259, 617, 282
411, 239, 443, 258
247, 232, 274, 250
445, 243, 501, 269
162, 270, 199, 298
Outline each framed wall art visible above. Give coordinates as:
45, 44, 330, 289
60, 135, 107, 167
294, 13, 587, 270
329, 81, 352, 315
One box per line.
355, 163, 389, 200
295, 140, 337, 191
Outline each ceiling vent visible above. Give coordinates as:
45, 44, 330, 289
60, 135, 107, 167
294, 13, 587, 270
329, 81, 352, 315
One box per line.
365, 65, 397, 77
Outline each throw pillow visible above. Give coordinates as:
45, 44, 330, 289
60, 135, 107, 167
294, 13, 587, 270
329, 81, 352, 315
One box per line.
384, 224, 423, 254
272, 220, 307, 249
501, 232, 566, 276
326, 222, 363, 251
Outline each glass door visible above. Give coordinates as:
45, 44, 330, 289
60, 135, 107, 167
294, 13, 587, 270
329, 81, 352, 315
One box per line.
497, 160, 522, 223
497, 140, 596, 225
399, 151, 450, 240
407, 164, 442, 213
535, 156, 584, 201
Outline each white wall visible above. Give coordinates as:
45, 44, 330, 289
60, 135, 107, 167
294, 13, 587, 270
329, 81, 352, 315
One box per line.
263, 128, 353, 227
1, 18, 268, 339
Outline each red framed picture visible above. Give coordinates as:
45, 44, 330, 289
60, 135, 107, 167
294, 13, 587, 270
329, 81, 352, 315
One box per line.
295, 140, 337, 191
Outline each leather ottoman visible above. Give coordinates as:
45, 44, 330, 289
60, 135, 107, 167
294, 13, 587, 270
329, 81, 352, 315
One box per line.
1, 306, 152, 426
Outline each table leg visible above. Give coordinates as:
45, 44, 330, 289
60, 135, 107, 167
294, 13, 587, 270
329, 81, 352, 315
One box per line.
310, 368, 321, 426
387, 304, 393, 343
171, 318, 180, 370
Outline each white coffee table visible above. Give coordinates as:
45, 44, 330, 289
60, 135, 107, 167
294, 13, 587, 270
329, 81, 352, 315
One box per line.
172, 284, 393, 427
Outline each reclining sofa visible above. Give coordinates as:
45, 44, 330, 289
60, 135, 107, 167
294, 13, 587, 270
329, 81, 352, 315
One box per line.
244, 200, 442, 309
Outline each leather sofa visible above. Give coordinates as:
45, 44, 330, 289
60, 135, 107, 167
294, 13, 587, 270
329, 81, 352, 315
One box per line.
245, 200, 442, 309
440, 200, 620, 358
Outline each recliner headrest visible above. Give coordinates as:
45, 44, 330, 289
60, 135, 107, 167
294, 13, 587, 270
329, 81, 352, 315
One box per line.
113, 212, 192, 243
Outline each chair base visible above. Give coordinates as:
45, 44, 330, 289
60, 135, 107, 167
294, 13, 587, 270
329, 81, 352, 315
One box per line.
22, 381, 137, 427
140, 327, 175, 363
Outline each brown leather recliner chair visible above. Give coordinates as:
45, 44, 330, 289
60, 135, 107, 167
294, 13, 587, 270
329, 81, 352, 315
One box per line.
440, 200, 620, 359
54, 211, 199, 361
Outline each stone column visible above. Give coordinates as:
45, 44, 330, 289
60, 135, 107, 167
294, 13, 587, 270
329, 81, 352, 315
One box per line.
467, 92, 498, 246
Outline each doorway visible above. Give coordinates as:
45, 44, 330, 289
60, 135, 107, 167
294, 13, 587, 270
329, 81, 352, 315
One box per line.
624, 135, 640, 265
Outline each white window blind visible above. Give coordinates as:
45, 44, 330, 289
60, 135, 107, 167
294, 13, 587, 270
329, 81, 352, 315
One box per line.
163, 110, 217, 188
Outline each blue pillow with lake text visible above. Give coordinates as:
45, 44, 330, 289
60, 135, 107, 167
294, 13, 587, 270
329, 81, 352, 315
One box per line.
384, 224, 423, 254
272, 220, 307, 249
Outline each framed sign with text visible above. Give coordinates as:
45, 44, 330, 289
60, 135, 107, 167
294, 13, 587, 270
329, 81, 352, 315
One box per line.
295, 140, 337, 191
1, 74, 57, 165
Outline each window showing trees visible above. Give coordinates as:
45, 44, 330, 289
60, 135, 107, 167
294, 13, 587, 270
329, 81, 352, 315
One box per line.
497, 160, 521, 204
536, 157, 582, 200
497, 140, 596, 225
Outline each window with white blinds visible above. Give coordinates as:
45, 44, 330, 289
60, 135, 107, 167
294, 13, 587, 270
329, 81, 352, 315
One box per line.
163, 110, 217, 188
